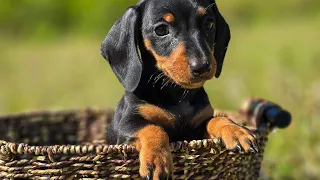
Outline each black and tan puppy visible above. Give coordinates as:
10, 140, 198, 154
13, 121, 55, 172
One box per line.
101, 0, 258, 179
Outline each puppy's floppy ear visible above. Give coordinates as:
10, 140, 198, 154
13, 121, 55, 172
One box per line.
210, 0, 231, 78
101, 6, 142, 92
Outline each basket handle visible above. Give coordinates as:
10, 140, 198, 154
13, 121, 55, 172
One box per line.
239, 97, 291, 129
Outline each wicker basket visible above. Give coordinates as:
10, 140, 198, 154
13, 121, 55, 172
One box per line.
0, 100, 280, 180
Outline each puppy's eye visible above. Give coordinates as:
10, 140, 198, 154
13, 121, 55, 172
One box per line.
155, 24, 169, 36
204, 17, 215, 30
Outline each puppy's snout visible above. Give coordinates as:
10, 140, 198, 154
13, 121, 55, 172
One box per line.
190, 60, 211, 77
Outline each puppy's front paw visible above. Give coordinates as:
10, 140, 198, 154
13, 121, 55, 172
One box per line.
206, 117, 258, 153
139, 145, 173, 180
134, 125, 173, 180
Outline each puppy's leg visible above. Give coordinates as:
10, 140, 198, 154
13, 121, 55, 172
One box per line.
205, 117, 258, 152
134, 125, 173, 180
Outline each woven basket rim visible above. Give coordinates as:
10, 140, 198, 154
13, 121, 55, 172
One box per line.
0, 107, 270, 157
0, 133, 268, 157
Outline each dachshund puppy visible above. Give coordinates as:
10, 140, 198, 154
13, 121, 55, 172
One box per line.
101, 0, 258, 179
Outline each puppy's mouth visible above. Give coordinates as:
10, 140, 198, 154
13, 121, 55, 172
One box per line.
177, 80, 205, 89
161, 69, 214, 89
181, 74, 215, 89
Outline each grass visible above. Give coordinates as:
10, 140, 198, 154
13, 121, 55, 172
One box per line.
1, 11, 320, 180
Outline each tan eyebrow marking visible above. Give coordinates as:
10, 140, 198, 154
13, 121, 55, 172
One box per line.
162, 13, 175, 23
198, 7, 207, 16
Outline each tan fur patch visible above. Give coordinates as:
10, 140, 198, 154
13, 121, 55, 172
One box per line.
144, 39, 152, 50
134, 125, 173, 179
162, 13, 175, 23
198, 7, 207, 16
138, 104, 175, 126
191, 105, 213, 128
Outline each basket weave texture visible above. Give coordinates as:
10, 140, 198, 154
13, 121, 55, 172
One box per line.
0, 108, 270, 180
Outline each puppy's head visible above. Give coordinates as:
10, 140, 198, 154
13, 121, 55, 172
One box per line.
101, 0, 230, 91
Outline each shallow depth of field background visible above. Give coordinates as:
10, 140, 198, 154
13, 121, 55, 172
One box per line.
0, 0, 319, 179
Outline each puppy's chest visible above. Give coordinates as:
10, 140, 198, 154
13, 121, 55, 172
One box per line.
137, 102, 213, 130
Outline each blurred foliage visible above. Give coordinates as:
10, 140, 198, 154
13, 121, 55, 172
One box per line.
0, 0, 135, 39
0, 0, 319, 39
1, 0, 320, 179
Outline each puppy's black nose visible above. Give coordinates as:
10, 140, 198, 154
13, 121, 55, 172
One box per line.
190, 61, 211, 77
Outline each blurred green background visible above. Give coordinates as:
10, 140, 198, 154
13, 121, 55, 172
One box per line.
0, 0, 319, 179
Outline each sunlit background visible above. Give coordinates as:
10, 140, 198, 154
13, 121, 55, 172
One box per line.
1, 0, 319, 179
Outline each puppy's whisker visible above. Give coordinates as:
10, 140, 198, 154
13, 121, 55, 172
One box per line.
153, 74, 161, 83
160, 78, 167, 88
154, 73, 164, 84
148, 70, 160, 83
179, 89, 189, 103
205, 3, 215, 10
161, 78, 166, 86
153, 73, 165, 88
154, 73, 164, 81
160, 79, 170, 90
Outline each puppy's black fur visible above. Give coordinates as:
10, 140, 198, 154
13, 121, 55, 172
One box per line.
101, 0, 257, 179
